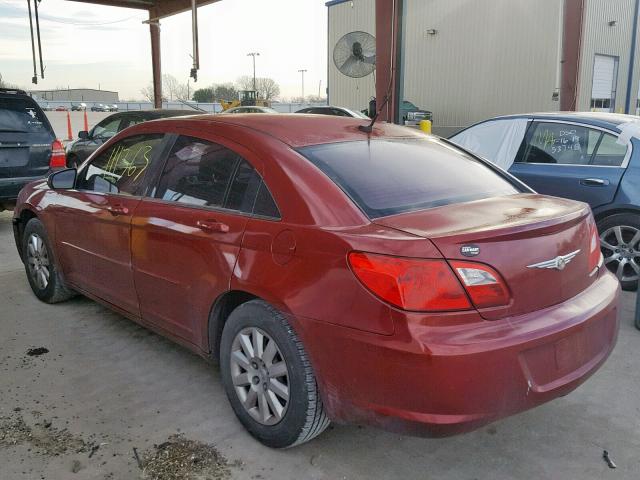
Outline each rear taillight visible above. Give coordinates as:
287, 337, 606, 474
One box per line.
450, 261, 510, 309
588, 216, 602, 273
348, 252, 471, 312
50, 139, 66, 168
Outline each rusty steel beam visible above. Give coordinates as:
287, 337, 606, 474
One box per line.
560, 0, 584, 111
149, 9, 162, 108
375, 0, 402, 123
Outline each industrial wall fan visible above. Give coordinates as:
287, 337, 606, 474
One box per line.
333, 31, 376, 78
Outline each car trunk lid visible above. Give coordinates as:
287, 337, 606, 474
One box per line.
374, 194, 596, 320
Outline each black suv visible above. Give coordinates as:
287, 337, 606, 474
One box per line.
0, 88, 64, 211
65, 109, 194, 167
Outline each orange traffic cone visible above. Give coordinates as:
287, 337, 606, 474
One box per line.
66, 111, 73, 141
83, 109, 89, 132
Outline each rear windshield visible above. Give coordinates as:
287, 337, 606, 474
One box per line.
0, 97, 51, 133
298, 138, 520, 218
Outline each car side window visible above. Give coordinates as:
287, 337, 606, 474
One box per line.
92, 117, 121, 140
253, 182, 280, 218
591, 133, 628, 167
154, 136, 239, 208
225, 159, 262, 213
76, 133, 164, 195
121, 116, 144, 130
226, 162, 281, 218
521, 122, 598, 165
154, 135, 281, 218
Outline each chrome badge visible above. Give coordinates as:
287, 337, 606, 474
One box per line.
527, 250, 581, 271
460, 245, 480, 257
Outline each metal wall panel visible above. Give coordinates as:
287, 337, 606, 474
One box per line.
327, 0, 376, 112
577, 0, 640, 113
402, 0, 563, 134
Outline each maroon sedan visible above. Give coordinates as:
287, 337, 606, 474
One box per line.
12, 115, 619, 448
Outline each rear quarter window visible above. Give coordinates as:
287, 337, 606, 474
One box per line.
298, 138, 521, 218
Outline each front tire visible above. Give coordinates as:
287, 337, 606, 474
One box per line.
598, 213, 640, 291
22, 218, 75, 303
220, 300, 330, 448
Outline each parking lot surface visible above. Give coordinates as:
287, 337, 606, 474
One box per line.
1, 210, 639, 479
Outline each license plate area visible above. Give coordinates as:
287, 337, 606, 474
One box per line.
0, 148, 29, 168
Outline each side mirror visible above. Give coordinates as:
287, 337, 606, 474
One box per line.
78, 130, 88, 139
47, 168, 77, 190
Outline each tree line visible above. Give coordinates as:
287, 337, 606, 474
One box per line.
140, 74, 281, 104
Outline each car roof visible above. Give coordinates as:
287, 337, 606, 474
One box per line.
490, 111, 638, 132
119, 109, 196, 119
300, 106, 342, 110
149, 113, 424, 147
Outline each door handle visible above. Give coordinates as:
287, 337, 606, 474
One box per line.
196, 219, 230, 233
106, 204, 130, 216
580, 178, 609, 186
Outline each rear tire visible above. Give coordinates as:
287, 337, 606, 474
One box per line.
22, 218, 75, 303
598, 213, 640, 291
220, 300, 330, 448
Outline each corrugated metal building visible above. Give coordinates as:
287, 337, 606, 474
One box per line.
328, 0, 640, 135
30, 88, 119, 103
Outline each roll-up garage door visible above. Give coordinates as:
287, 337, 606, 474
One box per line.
591, 55, 618, 112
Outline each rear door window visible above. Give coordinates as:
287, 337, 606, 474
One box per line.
0, 97, 51, 133
154, 135, 281, 217
154, 136, 238, 208
298, 138, 520, 218
519, 122, 599, 165
77, 133, 164, 195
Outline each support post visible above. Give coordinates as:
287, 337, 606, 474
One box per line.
560, 0, 584, 111
375, 0, 402, 123
149, 10, 162, 109
625, 0, 640, 114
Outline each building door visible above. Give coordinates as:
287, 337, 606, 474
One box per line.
591, 55, 619, 112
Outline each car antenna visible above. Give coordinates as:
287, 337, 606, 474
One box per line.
358, 77, 393, 134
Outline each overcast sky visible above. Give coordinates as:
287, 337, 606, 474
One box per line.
0, 0, 328, 100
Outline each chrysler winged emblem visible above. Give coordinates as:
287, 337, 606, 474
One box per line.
526, 250, 581, 271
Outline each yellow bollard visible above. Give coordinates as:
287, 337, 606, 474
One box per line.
419, 119, 432, 134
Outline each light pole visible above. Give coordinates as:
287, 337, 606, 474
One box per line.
247, 52, 260, 91
298, 69, 307, 105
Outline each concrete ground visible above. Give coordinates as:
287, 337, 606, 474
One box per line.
0, 209, 639, 480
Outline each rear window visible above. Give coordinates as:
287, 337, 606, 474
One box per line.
0, 97, 50, 133
298, 138, 520, 218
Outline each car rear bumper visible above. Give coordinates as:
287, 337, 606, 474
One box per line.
0, 175, 47, 204
299, 269, 620, 436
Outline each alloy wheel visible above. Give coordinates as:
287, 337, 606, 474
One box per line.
26, 233, 50, 290
229, 327, 290, 426
600, 225, 640, 283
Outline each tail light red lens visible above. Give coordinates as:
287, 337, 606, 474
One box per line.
587, 215, 602, 273
347, 252, 471, 312
50, 139, 66, 168
450, 261, 510, 309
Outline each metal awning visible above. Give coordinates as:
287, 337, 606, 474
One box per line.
67, 0, 219, 19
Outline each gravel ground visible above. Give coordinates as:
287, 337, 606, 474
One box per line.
1, 209, 640, 479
